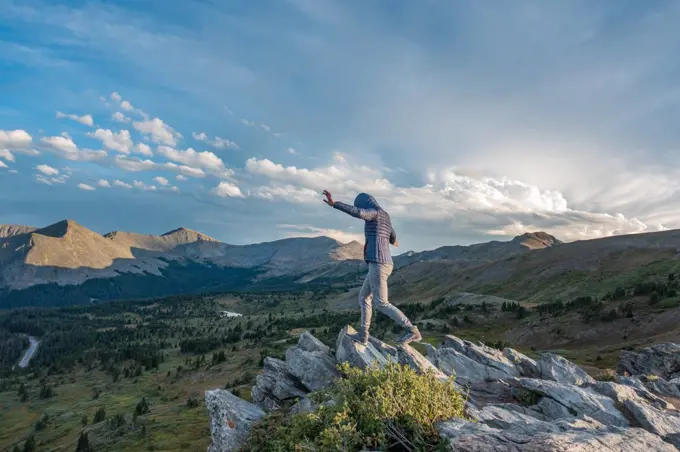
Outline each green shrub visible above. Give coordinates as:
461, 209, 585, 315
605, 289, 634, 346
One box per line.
241, 362, 466, 451
595, 369, 617, 382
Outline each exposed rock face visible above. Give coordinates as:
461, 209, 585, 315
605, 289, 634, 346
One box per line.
536, 352, 596, 385
442, 335, 520, 379
285, 332, 340, 391
618, 343, 680, 380
206, 331, 680, 452
503, 347, 539, 378
205, 389, 265, 452
251, 357, 308, 410
336, 325, 392, 370
439, 416, 676, 451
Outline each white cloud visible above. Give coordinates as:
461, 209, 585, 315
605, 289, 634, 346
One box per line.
35, 171, 70, 186
0, 149, 15, 162
261, 124, 271, 133
114, 155, 206, 178
176, 174, 188, 181
192, 131, 239, 150
287, 147, 298, 155
56, 111, 94, 127
246, 155, 662, 242
133, 180, 157, 191
170, 186, 180, 192
134, 142, 153, 156
120, 100, 134, 112
133, 118, 181, 146
113, 179, 133, 189
78, 183, 96, 191
36, 164, 59, 176
277, 224, 364, 244
241, 119, 256, 127
110, 92, 122, 103
157, 146, 227, 173
8, 169, 18, 174
154, 176, 169, 186
87, 128, 133, 154
211, 181, 245, 198
0, 129, 32, 149
0, 160, 7, 169
98, 179, 111, 188
41, 136, 108, 161
112, 112, 131, 123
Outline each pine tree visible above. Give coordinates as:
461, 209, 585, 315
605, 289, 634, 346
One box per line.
75, 432, 91, 452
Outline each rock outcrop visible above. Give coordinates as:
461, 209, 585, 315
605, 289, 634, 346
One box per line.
205, 389, 265, 452
618, 343, 680, 380
206, 331, 680, 451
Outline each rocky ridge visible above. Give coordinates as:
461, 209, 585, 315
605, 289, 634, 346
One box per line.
206, 330, 680, 451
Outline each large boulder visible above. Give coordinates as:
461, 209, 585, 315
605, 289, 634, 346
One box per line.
285, 332, 340, 391
518, 378, 629, 427
335, 325, 394, 370
616, 374, 673, 409
397, 345, 448, 380
443, 335, 520, 378
205, 389, 265, 452
436, 348, 517, 384
438, 416, 676, 451
536, 353, 596, 386
251, 357, 308, 410
594, 381, 672, 411
641, 375, 680, 398
503, 347, 540, 378
618, 343, 680, 380
624, 399, 680, 447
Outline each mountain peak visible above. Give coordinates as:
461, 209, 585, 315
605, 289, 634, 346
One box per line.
161, 227, 217, 242
34, 219, 88, 238
513, 231, 562, 249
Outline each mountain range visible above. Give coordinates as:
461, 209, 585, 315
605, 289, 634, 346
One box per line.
3, 218, 679, 309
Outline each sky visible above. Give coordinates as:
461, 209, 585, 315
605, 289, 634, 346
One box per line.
2, 0, 680, 251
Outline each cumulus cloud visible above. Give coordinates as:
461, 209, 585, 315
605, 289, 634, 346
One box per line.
98, 179, 111, 188
211, 181, 245, 198
113, 179, 133, 189
87, 128, 133, 154
56, 111, 94, 127
36, 164, 59, 176
0, 160, 7, 169
133, 118, 181, 146
278, 224, 364, 244
120, 100, 134, 112
78, 183, 96, 191
157, 146, 229, 174
287, 147, 298, 155
112, 112, 131, 123
133, 180, 157, 191
35, 169, 70, 186
114, 155, 206, 178
41, 136, 107, 161
0, 149, 15, 162
245, 155, 660, 242
154, 176, 169, 186
176, 174, 188, 181
110, 92, 122, 103
134, 143, 153, 156
192, 132, 239, 150
0, 129, 32, 149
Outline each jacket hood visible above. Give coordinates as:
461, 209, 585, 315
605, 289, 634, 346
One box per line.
353, 193, 381, 210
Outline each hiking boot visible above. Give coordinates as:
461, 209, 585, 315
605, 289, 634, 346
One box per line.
346, 332, 369, 346
396, 326, 422, 345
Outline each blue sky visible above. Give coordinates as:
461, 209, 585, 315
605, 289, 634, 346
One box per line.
2, 0, 680, 250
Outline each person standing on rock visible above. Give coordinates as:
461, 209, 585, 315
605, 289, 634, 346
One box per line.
322, 190, 422, 346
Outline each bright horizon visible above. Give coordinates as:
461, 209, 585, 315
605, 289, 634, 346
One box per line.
2, 1, 679, 250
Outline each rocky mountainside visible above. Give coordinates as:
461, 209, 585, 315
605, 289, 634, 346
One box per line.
0, 219, 365, 298
390, 228, 680, 304
206, 328, 680, 451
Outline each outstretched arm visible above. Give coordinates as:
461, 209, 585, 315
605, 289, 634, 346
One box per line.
323, 190, 378, 221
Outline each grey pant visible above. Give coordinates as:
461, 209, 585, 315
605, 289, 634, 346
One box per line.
359, 262, 413, 335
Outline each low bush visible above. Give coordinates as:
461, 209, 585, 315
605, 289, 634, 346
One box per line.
241, 362, 467, 451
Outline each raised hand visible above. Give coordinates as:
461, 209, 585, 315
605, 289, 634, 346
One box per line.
322, 189, 334, 206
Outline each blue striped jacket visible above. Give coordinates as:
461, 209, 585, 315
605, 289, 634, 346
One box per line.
333, 193, 396, 264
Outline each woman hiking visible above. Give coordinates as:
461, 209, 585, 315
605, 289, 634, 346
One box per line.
322, 190, 422, 346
